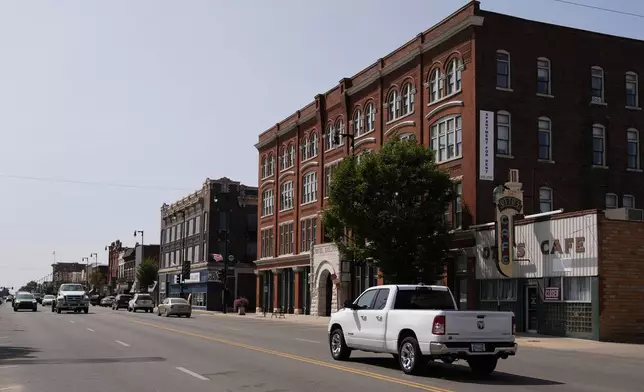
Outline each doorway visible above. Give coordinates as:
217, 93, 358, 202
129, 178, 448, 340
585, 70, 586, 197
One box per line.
525, 285, 538, 333
325, 273, 332, 316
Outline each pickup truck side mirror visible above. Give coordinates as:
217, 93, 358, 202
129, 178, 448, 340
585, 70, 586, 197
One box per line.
343, 300, 359, 310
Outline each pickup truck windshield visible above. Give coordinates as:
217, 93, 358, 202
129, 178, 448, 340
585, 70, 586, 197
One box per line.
59, 284, 84, 291
393, 289, 455, 310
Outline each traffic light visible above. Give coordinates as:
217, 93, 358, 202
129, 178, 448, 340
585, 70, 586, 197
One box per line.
182, 261, 191, 281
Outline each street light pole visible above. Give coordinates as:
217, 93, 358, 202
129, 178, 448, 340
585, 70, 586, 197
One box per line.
82, 257, 89, 287
133, 230, 144, 248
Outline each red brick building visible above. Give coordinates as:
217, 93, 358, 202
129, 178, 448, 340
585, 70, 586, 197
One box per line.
253, 1, 644, 317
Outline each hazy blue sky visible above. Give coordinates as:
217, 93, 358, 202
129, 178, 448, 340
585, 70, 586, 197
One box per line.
1, 0, 642, 290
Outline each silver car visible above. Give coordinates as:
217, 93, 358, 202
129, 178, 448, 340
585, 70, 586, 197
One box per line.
157, 297, 191, 317
41, 295, 55, 306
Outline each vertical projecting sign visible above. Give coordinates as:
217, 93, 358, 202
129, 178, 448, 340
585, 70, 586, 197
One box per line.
494, 170, 524, 277
479, 110, 495, 181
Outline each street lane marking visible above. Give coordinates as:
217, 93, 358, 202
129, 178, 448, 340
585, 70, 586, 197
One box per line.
69, 320, 75, 324
0, 387, 21, 391
0, 366, 19, 370
87, 328, 95, 332
176, 367, 209, 380
115, 340, 130, 347
295, 338, 320, 344
129, 319, 453, 392
0, 337, 8, 339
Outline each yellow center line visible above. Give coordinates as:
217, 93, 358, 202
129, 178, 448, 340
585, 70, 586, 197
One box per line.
128, 318, 455, 392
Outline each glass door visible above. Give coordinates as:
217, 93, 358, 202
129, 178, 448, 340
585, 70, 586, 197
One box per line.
526, 285, 538, 333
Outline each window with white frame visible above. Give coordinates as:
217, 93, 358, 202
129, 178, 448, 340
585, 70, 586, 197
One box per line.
627, 128, 639, 170
564, 277, 591, 302
591, 66, 604, 102
335, 119, 345, 146
324, 124, 335, 151
279, 181, 294, 211
261, 188, 274, 216
429, 68, 441, 102
387, 90, 400, 121
496, 111, 511, 156
278, 222, 294, 255
287, 144, 295, 168
300, 217, 317, 252
479, 279, 517, 301
623, 194, 635, 208
365, 103, 375, 132
309, 132, 318, 157
539, 187, 553, 212
401, 83, 415, 116
605, 193, 618, 209
301, 171, 317, 204
538, 117, 552, 161
261, 156, 267, 178
324, 162, 340, 197
300, 136, 309, 161
537, 57, 551, 95
267, 153, 275, 176
592, 124, 606, 166
626, 72, 639, 107
353, 109, 364, 137
280, 146, 288, 170
446, 58, 463, 95
260, 227, 274, 258
356, 149, 373, 164
496, 51, 510, 89
399, 132, 416, 142
430, 115, 462, 163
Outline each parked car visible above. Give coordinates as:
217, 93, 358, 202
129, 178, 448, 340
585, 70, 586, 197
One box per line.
112, 294, 132, 310
100, 296, 115, 307
41, 295, 55, 306
128, 293, 154, 313
13, 292, 37, 312
328, 284, 517, 376
157, 297, 191, 317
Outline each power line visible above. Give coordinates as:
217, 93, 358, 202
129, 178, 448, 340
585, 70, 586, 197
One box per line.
552, 0, 644, 19
0, 173, 193, 192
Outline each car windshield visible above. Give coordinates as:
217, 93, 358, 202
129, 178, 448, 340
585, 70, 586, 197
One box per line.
16, 293, 34, 300
60, 284, 84, 292
44, 295, 55, 299
170, 298, 188, 304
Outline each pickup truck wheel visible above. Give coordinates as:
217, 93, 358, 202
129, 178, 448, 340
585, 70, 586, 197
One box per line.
56, 307, 61, 314
51, 304, 56, 312
468, 357, 498, 376
329, 329, 351, 361
399, 337, 424, 375
83, 308, 89, 314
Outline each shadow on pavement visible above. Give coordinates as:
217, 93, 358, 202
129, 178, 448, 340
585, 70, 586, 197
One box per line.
0, 346, 40, 361
349, 357, 564, 386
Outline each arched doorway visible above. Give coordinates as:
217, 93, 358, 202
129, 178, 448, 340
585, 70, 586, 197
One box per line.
317, 269, 333, 317
325, 273, 332, 317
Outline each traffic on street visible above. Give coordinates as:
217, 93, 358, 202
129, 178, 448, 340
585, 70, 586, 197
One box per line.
1, 303, 643, 392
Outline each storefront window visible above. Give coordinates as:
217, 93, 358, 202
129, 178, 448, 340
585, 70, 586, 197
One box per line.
191, 292, 206, 307
480, 279, 517, 301
564, 277, 591, 302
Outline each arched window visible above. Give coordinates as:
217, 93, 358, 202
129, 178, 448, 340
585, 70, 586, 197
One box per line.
592, 124, 606, 166
365, 103, 375, 132
353, 109, 364, 137
300, 136, 309, 161
446, 58, 463, 95
309, 132, 318, 157
261, 156, 267, 178
401, 83, 414, 115
537, 57, 551, 95
325, 124, 334, 151
429, 69, 440, 102
335, 119, 345, 146
280, 146, 287, 170
287, 144, 295, 168
496, 50, 511, 89
387, 90, 399, 121
591, 66, 604, 102
626, 72, 639, 107
267, 153, 274, 176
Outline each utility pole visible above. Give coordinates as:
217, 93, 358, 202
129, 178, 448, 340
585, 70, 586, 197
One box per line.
214, 192, 235, 314
175, 211, 186, 299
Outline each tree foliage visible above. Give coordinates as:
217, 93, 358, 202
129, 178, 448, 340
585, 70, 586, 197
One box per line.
89, 271, 107, 288
136, 259, 158, 292
322, 137, 455, 284
19, 280, 39, 293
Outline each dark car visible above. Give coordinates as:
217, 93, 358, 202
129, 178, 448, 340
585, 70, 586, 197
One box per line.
33, 293, 43, 304
90, 295, 103, 306
112, 294, 132, 310
13, 292, 37, 312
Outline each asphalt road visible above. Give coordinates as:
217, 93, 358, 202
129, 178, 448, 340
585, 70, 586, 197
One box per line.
0, 303, 642, 392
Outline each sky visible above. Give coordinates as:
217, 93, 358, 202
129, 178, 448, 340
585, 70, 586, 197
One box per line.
0, 0, 642, 291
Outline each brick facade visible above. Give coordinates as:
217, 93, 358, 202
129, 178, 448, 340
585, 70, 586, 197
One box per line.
598, 217, 644, 343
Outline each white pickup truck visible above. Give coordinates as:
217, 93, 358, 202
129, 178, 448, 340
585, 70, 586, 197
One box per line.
328, 284, 517, 375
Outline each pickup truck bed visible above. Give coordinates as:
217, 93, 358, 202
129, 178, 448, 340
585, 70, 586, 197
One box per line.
328, 284, 517, 375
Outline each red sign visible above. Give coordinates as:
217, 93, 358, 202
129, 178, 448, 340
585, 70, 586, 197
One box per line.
544, 287, 560, 301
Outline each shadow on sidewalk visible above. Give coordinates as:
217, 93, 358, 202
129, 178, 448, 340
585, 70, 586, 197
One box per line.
348, 357, 564, 386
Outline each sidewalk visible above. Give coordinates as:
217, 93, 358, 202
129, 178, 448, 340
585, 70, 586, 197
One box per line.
194, 310, 644, 359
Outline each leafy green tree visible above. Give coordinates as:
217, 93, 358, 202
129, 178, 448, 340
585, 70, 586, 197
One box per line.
323, 137, 455, 284
18, 281, 39, 293
89, 271, 107, 289
136, 259, 158, 293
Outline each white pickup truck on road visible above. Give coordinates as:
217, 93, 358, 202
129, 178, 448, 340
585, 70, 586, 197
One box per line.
328, 284, 517, 375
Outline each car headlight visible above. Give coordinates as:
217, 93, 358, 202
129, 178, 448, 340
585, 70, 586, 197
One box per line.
83, 295, 89, 300
32, 299, 36, 303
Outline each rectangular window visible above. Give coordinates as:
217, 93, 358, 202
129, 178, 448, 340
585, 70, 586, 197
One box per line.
626, 73, 639, 107
537, 58, 550, 95
627, 129, 639, 170
453, 183, 462, 228
262, 189, 274, 216
605, 193, 618, 209
591, 67, 604, 102
430, 115, 462, 163
324, 163, 339, 197
194, 245, 200, 263
195, 215, 201, 234
280, 181, 294, 211
592, 125, 605, 166
301, 171, 318, 204
260, 228, 274, 258
623, 195, 635, 209
538, 118, 551, 161
539, 187, 553, 213
563, 277, 591, 302
496, 51, 510, 89
479, 279, 517, 301
300, 217, 317, 252
278, 222, 294, 255
496, 112, 511, 155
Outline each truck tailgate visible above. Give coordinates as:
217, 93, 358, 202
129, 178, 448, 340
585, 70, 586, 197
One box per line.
444, 311, 513, 341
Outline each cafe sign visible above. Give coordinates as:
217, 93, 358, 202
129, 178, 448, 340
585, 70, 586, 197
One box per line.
493, 172, 524, 278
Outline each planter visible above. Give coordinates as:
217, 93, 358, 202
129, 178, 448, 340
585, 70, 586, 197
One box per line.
238, 306, 246, 315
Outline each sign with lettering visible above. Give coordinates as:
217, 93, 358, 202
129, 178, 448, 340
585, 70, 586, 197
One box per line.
494, 180, 524, 278
479, 111, 495, 181
544, 287, 560, 301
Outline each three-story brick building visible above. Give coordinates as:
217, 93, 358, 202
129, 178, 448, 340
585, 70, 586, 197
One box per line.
254, 1, 644, 317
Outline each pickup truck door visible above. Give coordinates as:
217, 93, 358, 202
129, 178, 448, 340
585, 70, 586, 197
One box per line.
345, 289, 379, 348
356, 288, 390, 350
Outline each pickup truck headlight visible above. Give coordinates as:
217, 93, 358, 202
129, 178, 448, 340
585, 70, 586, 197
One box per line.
83, 295, 89, 300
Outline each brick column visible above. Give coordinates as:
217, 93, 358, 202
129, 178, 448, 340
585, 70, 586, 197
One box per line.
293, 267, 302, 314
273, 270, 280, 312
255, 272, 262, 313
